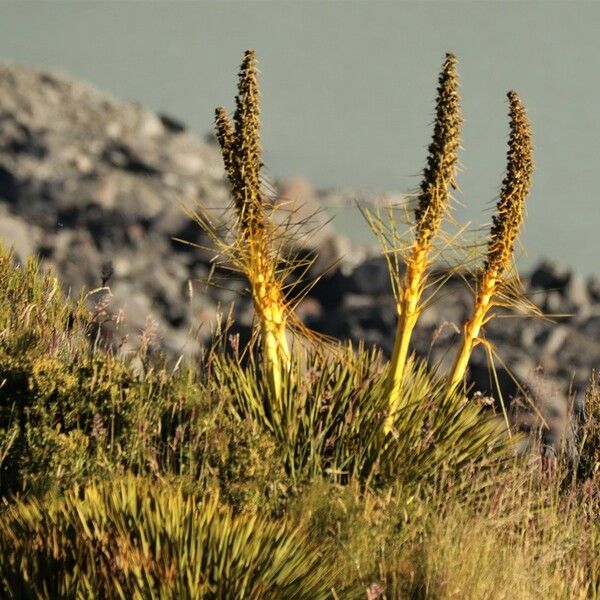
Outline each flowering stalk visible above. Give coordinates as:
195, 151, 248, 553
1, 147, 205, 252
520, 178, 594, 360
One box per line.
449, 91, 533, 391
385, 54, 462, 428
215, 50, 290, 399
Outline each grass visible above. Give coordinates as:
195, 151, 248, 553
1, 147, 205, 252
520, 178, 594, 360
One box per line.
0, 50, 598, 598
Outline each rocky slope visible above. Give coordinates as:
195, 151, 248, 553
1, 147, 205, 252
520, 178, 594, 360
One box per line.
0, 60, 598, 456
0, 60, 348, 356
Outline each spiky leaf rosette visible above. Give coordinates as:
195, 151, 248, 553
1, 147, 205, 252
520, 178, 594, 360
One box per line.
385, 53, 462, 424
0, 476, 334, 599
449, 91, 533, 391
212, 344, 509, 489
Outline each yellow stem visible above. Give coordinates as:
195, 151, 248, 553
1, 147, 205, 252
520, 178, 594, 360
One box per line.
252, 253, 290, 401
262, 328, 286, 400
449, 270, 498, 392
260, 316, 290, 401
385, 249, 428, 431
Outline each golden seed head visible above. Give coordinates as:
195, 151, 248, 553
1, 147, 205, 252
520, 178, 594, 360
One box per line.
414, 52, 462, 247
215, 49, 266, 232
233, 49, 263, 219
484, 90, 534, 276
215, 107, 234, 167
215, 107, 237, 189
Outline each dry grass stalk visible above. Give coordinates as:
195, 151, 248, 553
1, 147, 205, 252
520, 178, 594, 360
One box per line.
215, 50, 290, 399
385, 53, 462, 426
449, 90, 534, 390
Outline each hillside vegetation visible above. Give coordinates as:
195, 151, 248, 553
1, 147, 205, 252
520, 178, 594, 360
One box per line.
0, 50, 598, 599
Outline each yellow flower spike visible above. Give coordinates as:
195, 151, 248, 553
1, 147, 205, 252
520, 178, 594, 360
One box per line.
385, 53, 462, 430
214, 50, 290, 400
449, 90, 534, 392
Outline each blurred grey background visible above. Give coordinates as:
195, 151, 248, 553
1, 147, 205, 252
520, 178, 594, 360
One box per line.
0, 1, 598, 273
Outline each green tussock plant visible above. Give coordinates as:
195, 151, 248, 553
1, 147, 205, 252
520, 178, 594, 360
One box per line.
0, 475, 334, 600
